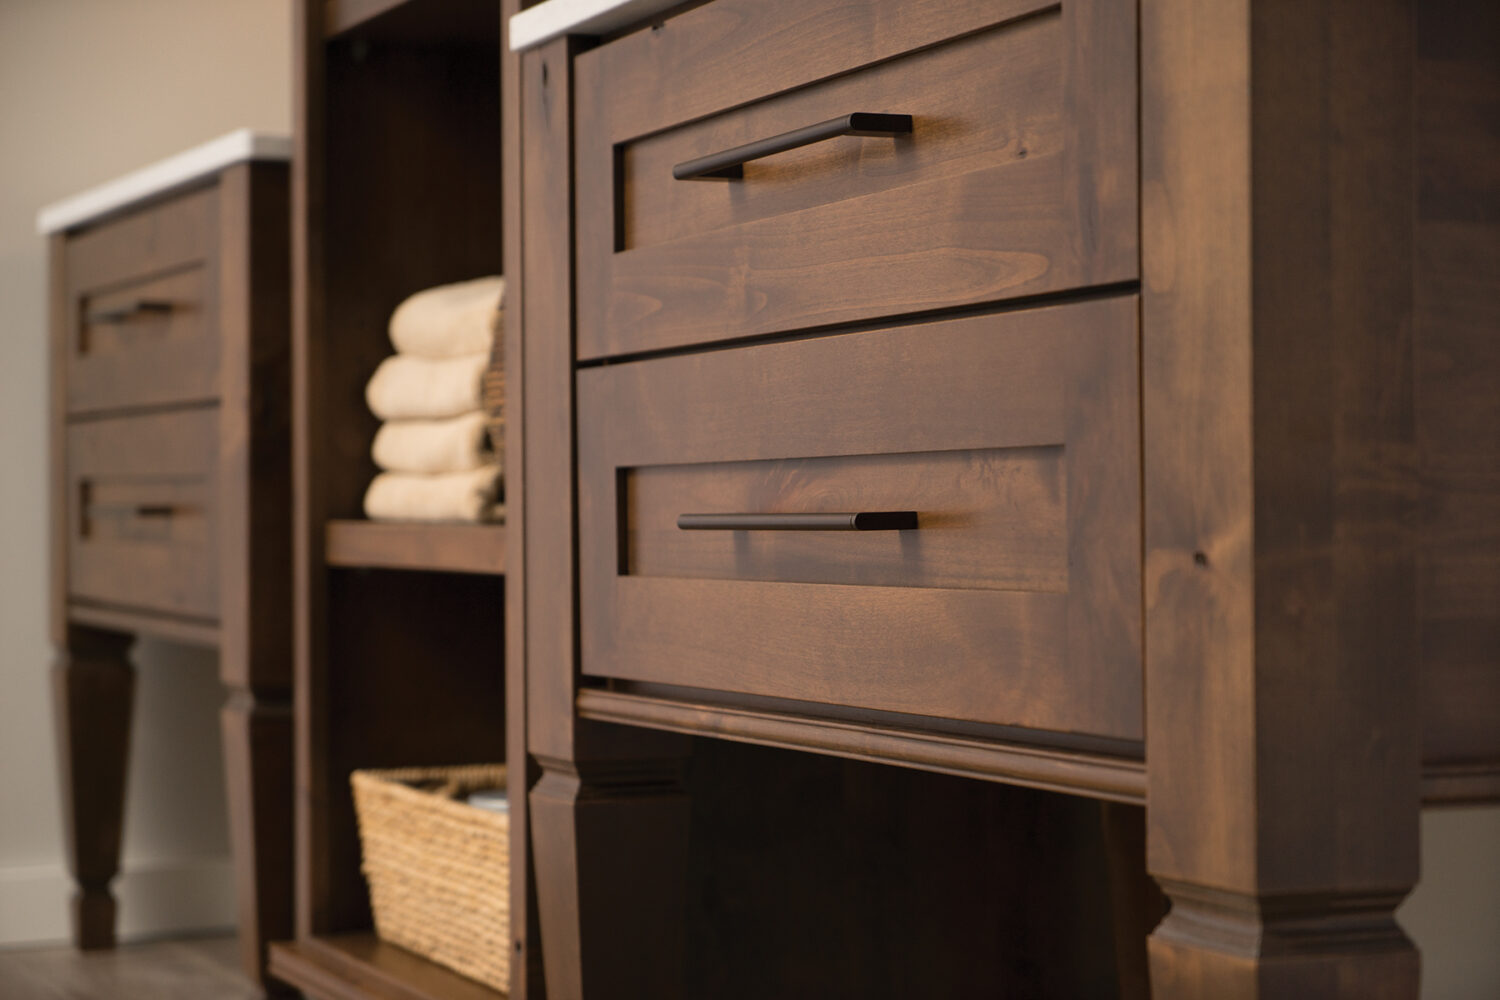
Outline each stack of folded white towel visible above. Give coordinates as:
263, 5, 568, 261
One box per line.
363, 276, 505, 523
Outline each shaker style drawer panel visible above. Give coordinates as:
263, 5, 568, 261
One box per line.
578, 296, 1142, 742
574, 0, 1136, 361
67, 409, 219, 621
64, 186, 219, 413
69, 266, 218, 412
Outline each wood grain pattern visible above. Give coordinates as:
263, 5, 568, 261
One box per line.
291, 1, 511, 980
66, 408, 219, 622
578, 298, 1142, 740
499, 0, 543, 993
577, 688, 1146, 803
574, 0, 1136, 359
270, 932, 505, 1000
1142, 0, 1422, 993
1415, 0, 1500, 778
324, 520, 506, 575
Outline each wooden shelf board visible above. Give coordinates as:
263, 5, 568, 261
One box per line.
325, 519, 505, 575
270, 933, 506, 1000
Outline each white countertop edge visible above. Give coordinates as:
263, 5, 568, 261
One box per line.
36, 128, 293, 235
509, 0, 681, 51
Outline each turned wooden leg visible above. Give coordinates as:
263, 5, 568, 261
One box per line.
531, 754, 690, 1000
52, 626, 135, 950
221, 686, 294, 991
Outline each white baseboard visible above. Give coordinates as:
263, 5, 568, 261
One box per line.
0, 856, 235, 948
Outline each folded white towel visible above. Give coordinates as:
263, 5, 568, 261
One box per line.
372, 411, 496, 475
389, 276, 505, 358
363, 465, 504, 523
366, 352, 489, 421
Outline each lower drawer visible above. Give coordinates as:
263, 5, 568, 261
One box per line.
577, 296, 1142, 742
67, 408, 219, 621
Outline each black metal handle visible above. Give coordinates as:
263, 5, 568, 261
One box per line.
678, 511, 918, 531
88, 299, 174, 324
87, 501, 178, 518
673, 113, 913, 181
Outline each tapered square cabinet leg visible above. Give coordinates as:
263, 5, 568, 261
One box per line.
221, 688, 294, 991
52, 626, 135, 950
531, 753, 691, 1000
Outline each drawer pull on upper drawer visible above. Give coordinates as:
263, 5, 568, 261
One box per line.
677, 511, 918, 531
87, 299, 175, 325
672, 113, 913, 181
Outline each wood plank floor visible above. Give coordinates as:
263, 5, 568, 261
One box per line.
0, 935, 260, 1000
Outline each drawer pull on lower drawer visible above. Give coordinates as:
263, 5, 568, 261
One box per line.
672, 113, 913, 181
677, 511, 918, 531
88, 299, 175, 324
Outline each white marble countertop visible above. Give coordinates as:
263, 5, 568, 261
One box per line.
36, 128, 292, 236
509, 0, 682, 52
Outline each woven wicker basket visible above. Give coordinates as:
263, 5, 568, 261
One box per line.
350, 764, 510, 991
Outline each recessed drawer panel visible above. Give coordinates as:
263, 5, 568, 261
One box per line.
575, 0, 1136, 360
67, 409, 219, 621
64, 186, 219, 412
578, 296, 1142, 741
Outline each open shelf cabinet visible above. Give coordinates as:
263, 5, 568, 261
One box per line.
270, 1, 525, 997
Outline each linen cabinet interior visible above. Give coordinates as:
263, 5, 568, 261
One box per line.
269, 2, 517, 998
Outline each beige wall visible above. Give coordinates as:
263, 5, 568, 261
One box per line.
0, 0, 291, 944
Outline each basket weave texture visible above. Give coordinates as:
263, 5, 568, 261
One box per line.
482, 307, 506, 459
350, 764, 510, 990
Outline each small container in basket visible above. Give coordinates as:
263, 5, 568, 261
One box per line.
350, 764, 510, 990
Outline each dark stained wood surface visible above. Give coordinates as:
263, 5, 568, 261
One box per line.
290, 5, 512, 989
578, 298, 1142, 740
1142, 0, 1422, 994
574, 0, 1136, 359
673, 738, 1136, 998
500, 0, 541, 991
50, 627, 135, 951
324, 520, 506, 575
71, 265, 217, 414
66, 407, 220, 622
1415, 0, 1500, 783
577, 687, 1146, 803
270, 933, 507, 1000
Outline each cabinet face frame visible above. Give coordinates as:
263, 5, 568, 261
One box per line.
572, 0, 1138, 360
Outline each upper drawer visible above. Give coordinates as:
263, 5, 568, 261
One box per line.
63, 186, 219, 413
67, 408, 219, 622
574, 0, 1137, 361
577, 296, 1142, 743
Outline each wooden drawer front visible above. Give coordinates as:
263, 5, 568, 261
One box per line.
578, 296, 1142, 742
65, 186, 218, 412
575, 0, 1136, 361
67, 409, 219, 621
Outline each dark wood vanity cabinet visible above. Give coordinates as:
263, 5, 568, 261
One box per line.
48, 157, 293, 988
511, 0, 1499, 997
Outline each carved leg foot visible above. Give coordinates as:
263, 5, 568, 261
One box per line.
1149, 881, 1418, 999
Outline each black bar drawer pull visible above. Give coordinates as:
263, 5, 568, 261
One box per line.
673, 113, 913, 181
88, 299, 174, 324
678, 511, 918, 531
